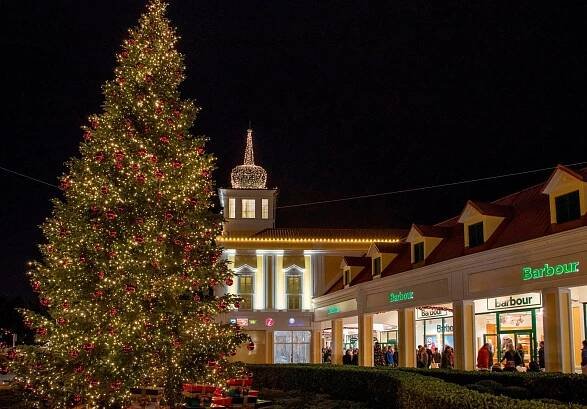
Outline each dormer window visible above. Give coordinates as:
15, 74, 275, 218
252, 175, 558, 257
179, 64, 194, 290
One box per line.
241, 199, 256, 218
413, 242, 424, 263
373, 257, 382, 276
555, 190, 580, 223
343, 269, 351, 287
468, 222, 484, 247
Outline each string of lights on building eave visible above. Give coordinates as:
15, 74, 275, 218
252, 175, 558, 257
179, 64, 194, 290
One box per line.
216, 237, 401, 244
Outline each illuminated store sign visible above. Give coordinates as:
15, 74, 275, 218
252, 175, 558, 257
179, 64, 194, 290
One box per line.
521, 261, 579, 281
487, 293, 541, 311
416, 307, 452, 320
236, 318, 249, 327
388, 291, 414, 303
264, 317, 274, 327
327, 306, 341, 315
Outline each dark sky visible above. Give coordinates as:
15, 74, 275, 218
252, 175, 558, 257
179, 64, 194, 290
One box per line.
0, 0, 585, 296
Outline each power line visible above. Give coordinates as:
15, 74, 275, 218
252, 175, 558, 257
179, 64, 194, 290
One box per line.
0, 165, 58, 188
277, 161, 587, 209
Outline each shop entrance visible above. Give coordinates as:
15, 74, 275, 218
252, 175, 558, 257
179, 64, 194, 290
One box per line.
498, 331, 534, 365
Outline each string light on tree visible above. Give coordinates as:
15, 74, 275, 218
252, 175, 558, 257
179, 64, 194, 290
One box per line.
10, 1, 249, 407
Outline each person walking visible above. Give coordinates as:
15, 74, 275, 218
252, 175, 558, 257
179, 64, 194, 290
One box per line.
385, 346, 395, 367
351, 348, 359, 365
581, 340, 587, 375
374, 342, 386, 367
501, 344, 522, 371
393, 348, 399, 367
441, 345, 453, 369
477, 343, 491, 370
538, 341, 545, 370
417, 345, 428, 368
431, 347, 441, 368
343, 349, 352, 365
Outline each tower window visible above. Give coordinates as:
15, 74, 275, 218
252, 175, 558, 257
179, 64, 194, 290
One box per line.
413, 242, 425, 263
241, 199, 256, 218
373, 257, 381, 276
228, 198, 236, 219
555, 190, 580, 224
468, 222, 484, 247
262, 198, 269, 219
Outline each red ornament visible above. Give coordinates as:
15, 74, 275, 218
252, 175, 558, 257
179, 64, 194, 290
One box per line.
69, 349, 79, 358
125, 284, 136, 294
193, 294, 200, 302
131, 163, 140, 172
218, 300, 227, 310
108, 250, 117, 259
121, 50, 129, 58
74, 365, 84, 373
136, 174, 146, 183
32, 281, 41, 292
94, 152, 105, 162
83, 343, 95, 352
164, 212, 173, 221
155, 169, 164, 179
57, 317, 67, 326
100, 185, 109, 195
159, 135, 169, 144
109, 308, 118, 316
172, 160, 182, 169
83, 130, 92, 141
209, 279, 218, 287
79, 255, 87, 264
114, 151, 125, 161
225, 278, 233, 286
150, 155, 158, 164
134, 235, 144, 244
93, 290, 104, 299
137, 149, 147, 157
73, 394, 82, 404
105, 211, 117, 220
115, 162, 124, 170
6, 350, 17, 360
36, 327, 47, 336
40, 297, 51, 307
60, 178, 71, 191
234, 302, 240, 309
62, 301, 70, 310
109, 230, 117, 238
173, 110, 181, 118
117, 77, 125, 86
110, 380, 122, 390
247, 341, 255, 351
122, 344, 133, 354
196, 147, 205, 155
97, 271, 105, 280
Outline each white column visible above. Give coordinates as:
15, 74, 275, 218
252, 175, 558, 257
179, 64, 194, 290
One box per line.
254, 254, 265, 310
275, 254, 285, 310
303, 254, 313, 310
225, 251, 237, 295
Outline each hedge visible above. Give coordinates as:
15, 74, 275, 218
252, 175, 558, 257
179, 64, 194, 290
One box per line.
397, 367, 587, 405
247, 364, 586, 409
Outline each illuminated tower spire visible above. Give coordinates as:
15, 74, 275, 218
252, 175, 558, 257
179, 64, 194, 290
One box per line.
230, 127, 267, 189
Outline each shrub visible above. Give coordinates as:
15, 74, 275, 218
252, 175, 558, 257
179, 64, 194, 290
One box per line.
397, 368, 587, 404
247, 365, 583, 409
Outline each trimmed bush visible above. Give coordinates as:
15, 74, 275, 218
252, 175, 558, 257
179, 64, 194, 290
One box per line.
398, 368, 587, 404
247, 364, 584, 409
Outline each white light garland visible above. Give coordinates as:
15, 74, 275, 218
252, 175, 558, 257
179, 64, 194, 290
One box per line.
230, 128, 267, 189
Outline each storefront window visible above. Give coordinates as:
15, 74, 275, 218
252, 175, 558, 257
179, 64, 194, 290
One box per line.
415, 304, 453, 357
274, 331, 311, 364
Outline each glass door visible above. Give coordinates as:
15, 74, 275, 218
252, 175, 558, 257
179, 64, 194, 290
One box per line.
498, 332, 534, 364
483, 334, 498, 364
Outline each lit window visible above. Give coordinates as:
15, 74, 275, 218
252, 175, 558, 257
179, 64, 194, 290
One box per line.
373, 257, 381, 276
228, 198, 236, 219
242, 199, 256, 218
262, 199, 269, 219
555, 190, 580, 224
413, 242, 424, 263
468, 222, 484, 247
286, 271, 302, 310
237, 274, 254, 310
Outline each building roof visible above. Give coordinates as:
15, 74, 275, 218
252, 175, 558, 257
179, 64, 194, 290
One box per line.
350, 262, 372, 286
325, 165, 587, 292
411, 224, 450, 238
342, 256, 371, 267
372, 242, 406, 253
324, 276, 344, 294
249, 227, 407, 241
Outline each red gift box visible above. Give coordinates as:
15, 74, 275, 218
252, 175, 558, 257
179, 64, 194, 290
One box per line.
212, 396, 232, 406
227, 377, 253, 387
183, 383, 216, 393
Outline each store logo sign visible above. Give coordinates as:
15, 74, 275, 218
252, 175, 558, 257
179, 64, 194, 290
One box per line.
388, 291, 414, 303
264, 317, 274, 327
416, 307, 451, 320
327, 306, 341, 315
521, 261, 579, 281
487, 293, 541, 311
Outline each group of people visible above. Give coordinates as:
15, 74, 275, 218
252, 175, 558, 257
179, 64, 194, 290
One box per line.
342, 348, 359, 365
477, 340, 547, 372
417, 344, 454, 369
374, 342, 398, 367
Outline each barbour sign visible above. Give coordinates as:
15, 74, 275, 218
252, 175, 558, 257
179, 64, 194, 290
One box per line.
521, 261, 579, 281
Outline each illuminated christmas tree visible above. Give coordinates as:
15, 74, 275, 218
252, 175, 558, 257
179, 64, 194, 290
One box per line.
11, 1, 248, 407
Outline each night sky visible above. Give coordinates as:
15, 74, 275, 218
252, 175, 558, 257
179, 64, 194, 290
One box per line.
0, 1, 585, 296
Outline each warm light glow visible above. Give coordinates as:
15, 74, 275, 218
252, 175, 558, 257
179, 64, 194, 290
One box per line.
218, 237, 400, 244
230, 128, 267, 189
